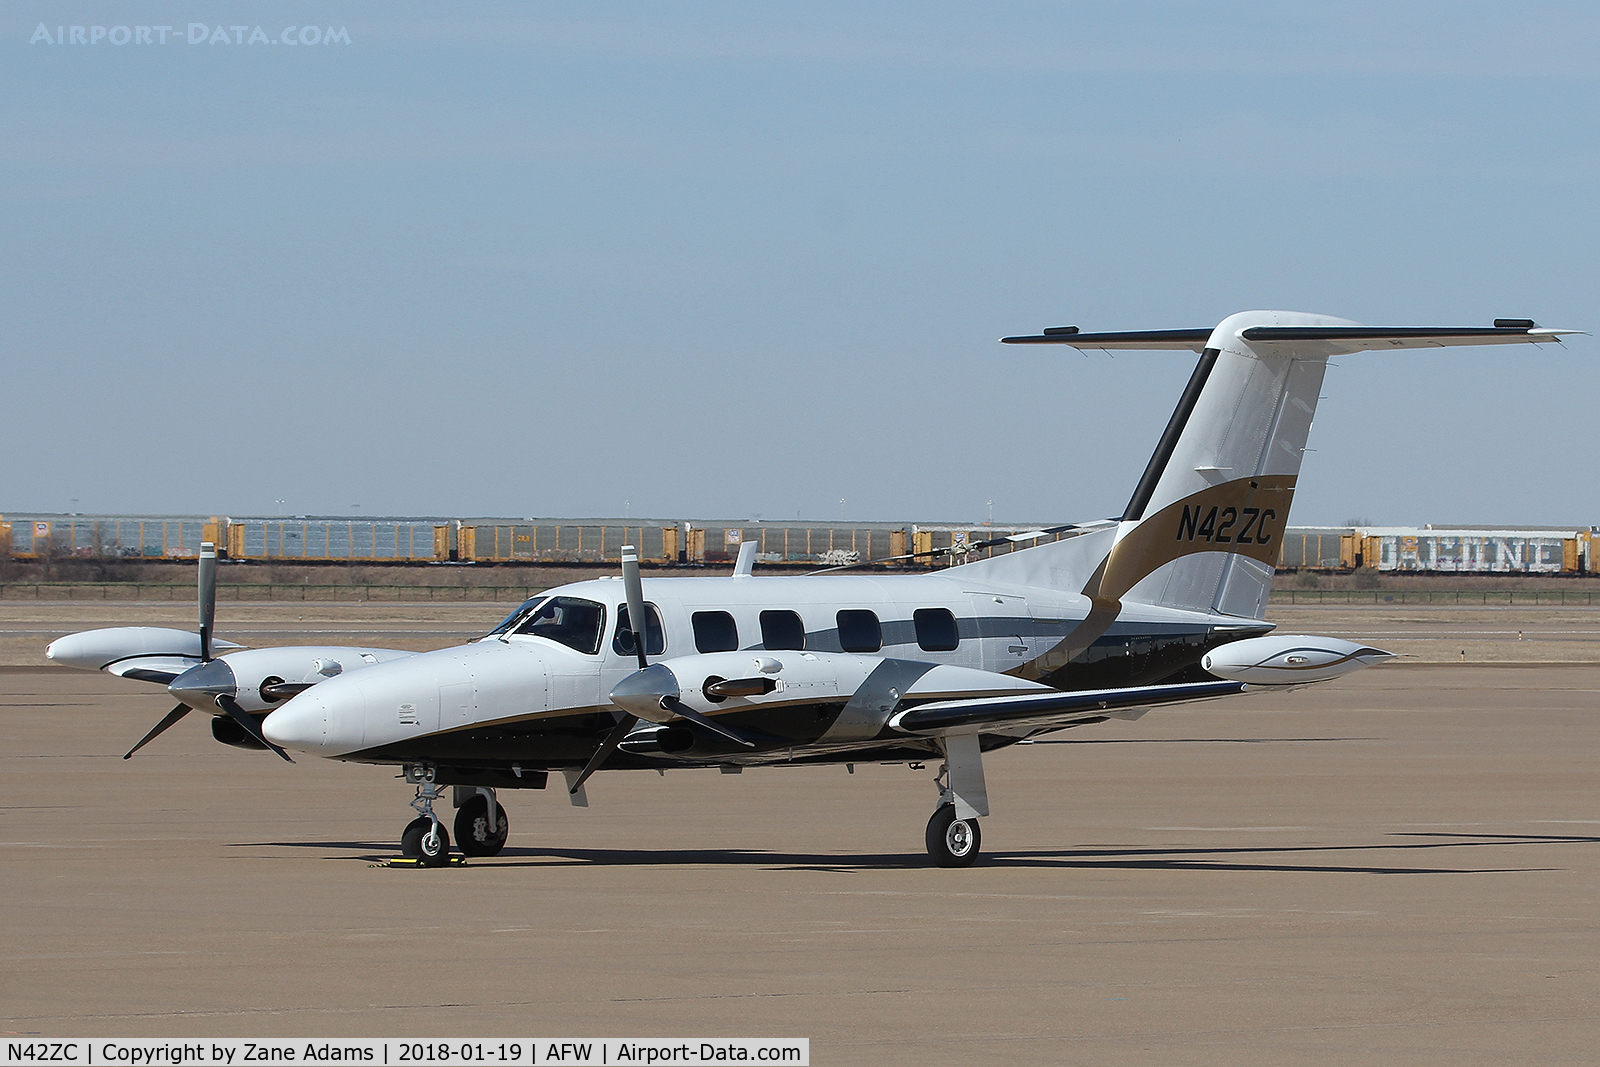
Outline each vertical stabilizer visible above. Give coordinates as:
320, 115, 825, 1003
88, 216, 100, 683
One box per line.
1102, 310, 1337, 619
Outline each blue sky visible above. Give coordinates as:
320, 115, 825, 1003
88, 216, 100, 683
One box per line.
4, 2, 1596, 526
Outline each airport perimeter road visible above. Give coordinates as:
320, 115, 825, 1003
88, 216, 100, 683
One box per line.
3, 664, 1599, 1064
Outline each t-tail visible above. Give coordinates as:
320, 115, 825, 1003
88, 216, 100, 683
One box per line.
1089, 309, 1340, 622
955, 310, 1576, 676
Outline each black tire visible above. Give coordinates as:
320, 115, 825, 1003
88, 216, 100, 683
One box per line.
454, 794, 509, 857
925, 804, 981, 868
401, 817, 451, 866
400, 817, 431, 858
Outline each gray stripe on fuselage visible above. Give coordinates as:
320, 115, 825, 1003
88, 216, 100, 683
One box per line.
745, 616, 1209, 657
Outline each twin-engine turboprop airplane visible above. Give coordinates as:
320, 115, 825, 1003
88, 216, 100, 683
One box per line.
50, 311, 1576, 866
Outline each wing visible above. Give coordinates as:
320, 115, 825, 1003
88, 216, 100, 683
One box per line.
106, 656, 203, 684
888, 679, 1245, 735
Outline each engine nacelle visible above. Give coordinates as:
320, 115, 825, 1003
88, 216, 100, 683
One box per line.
215, 645, 416, 713
1202, 634, 1392, 686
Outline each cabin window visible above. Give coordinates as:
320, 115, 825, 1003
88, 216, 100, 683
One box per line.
692, 610, 739, 653
914, 607, 960, 652
513, 596, 606, 655
759, 610, 806, 650
612, 603, 667, 658
836, 609, 882, 653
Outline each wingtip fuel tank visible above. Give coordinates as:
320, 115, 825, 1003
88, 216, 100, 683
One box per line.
1202, 634, 1393, 686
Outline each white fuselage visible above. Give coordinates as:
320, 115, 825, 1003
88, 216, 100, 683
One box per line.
262, 569, 1235, 764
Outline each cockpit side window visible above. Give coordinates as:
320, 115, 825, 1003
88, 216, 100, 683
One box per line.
613, 603, 667, 658
513, 596, 606, 655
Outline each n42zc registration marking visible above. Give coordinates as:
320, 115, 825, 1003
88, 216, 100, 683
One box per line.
1176, 505, 1275, 544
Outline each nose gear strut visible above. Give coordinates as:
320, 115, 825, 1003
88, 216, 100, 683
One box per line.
400, 763, 451, 866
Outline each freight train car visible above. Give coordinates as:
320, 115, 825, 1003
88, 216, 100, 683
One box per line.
2, 514, 1593, 575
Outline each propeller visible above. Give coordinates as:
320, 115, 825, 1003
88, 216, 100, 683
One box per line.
569, 544, 759, 794
120, 542, 293, 762
121, 542, 217, 759
568, 545, 651, 794
197, 541, 216, 663
122, 703, 194, 760
217, 694, 293, 762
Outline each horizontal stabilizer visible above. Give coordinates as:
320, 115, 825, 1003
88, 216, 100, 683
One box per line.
1002, 320, 1580, 353
1000, 328, 1213, 350
888, 679, 1244, 735
1235, 324, 1581, 351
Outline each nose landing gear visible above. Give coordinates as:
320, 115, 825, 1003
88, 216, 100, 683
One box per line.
401, 763, 451, 867
401, 814, 450, 865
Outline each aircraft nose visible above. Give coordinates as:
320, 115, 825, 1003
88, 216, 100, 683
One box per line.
263, 677, 366, 756
168, 658, 237, 709
262, 689, 328, 753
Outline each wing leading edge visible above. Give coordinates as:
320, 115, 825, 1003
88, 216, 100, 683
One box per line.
889, 679, 1246, 735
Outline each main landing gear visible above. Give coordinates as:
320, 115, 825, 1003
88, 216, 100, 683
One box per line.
924, 734, 989, 868
399, 764, 510, 866
926, 804, 981, 868
454, 789, 509, 857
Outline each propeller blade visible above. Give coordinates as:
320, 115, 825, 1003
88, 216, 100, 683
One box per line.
660, 696, 756, 748
621, 544, 649, 669
123, 703, 192, 759
216, 694, 294, 762
197, 542, 217, 662
569, 713, 639, 794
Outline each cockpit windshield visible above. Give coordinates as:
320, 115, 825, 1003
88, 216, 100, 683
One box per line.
484, 596, 548, 638
510, 596, 607, 655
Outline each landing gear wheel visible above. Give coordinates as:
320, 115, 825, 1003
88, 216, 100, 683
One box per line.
401, 817, 451, 866
925, 804, 981, 868
454, 795, 509, 857
400, 817, 431, 858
